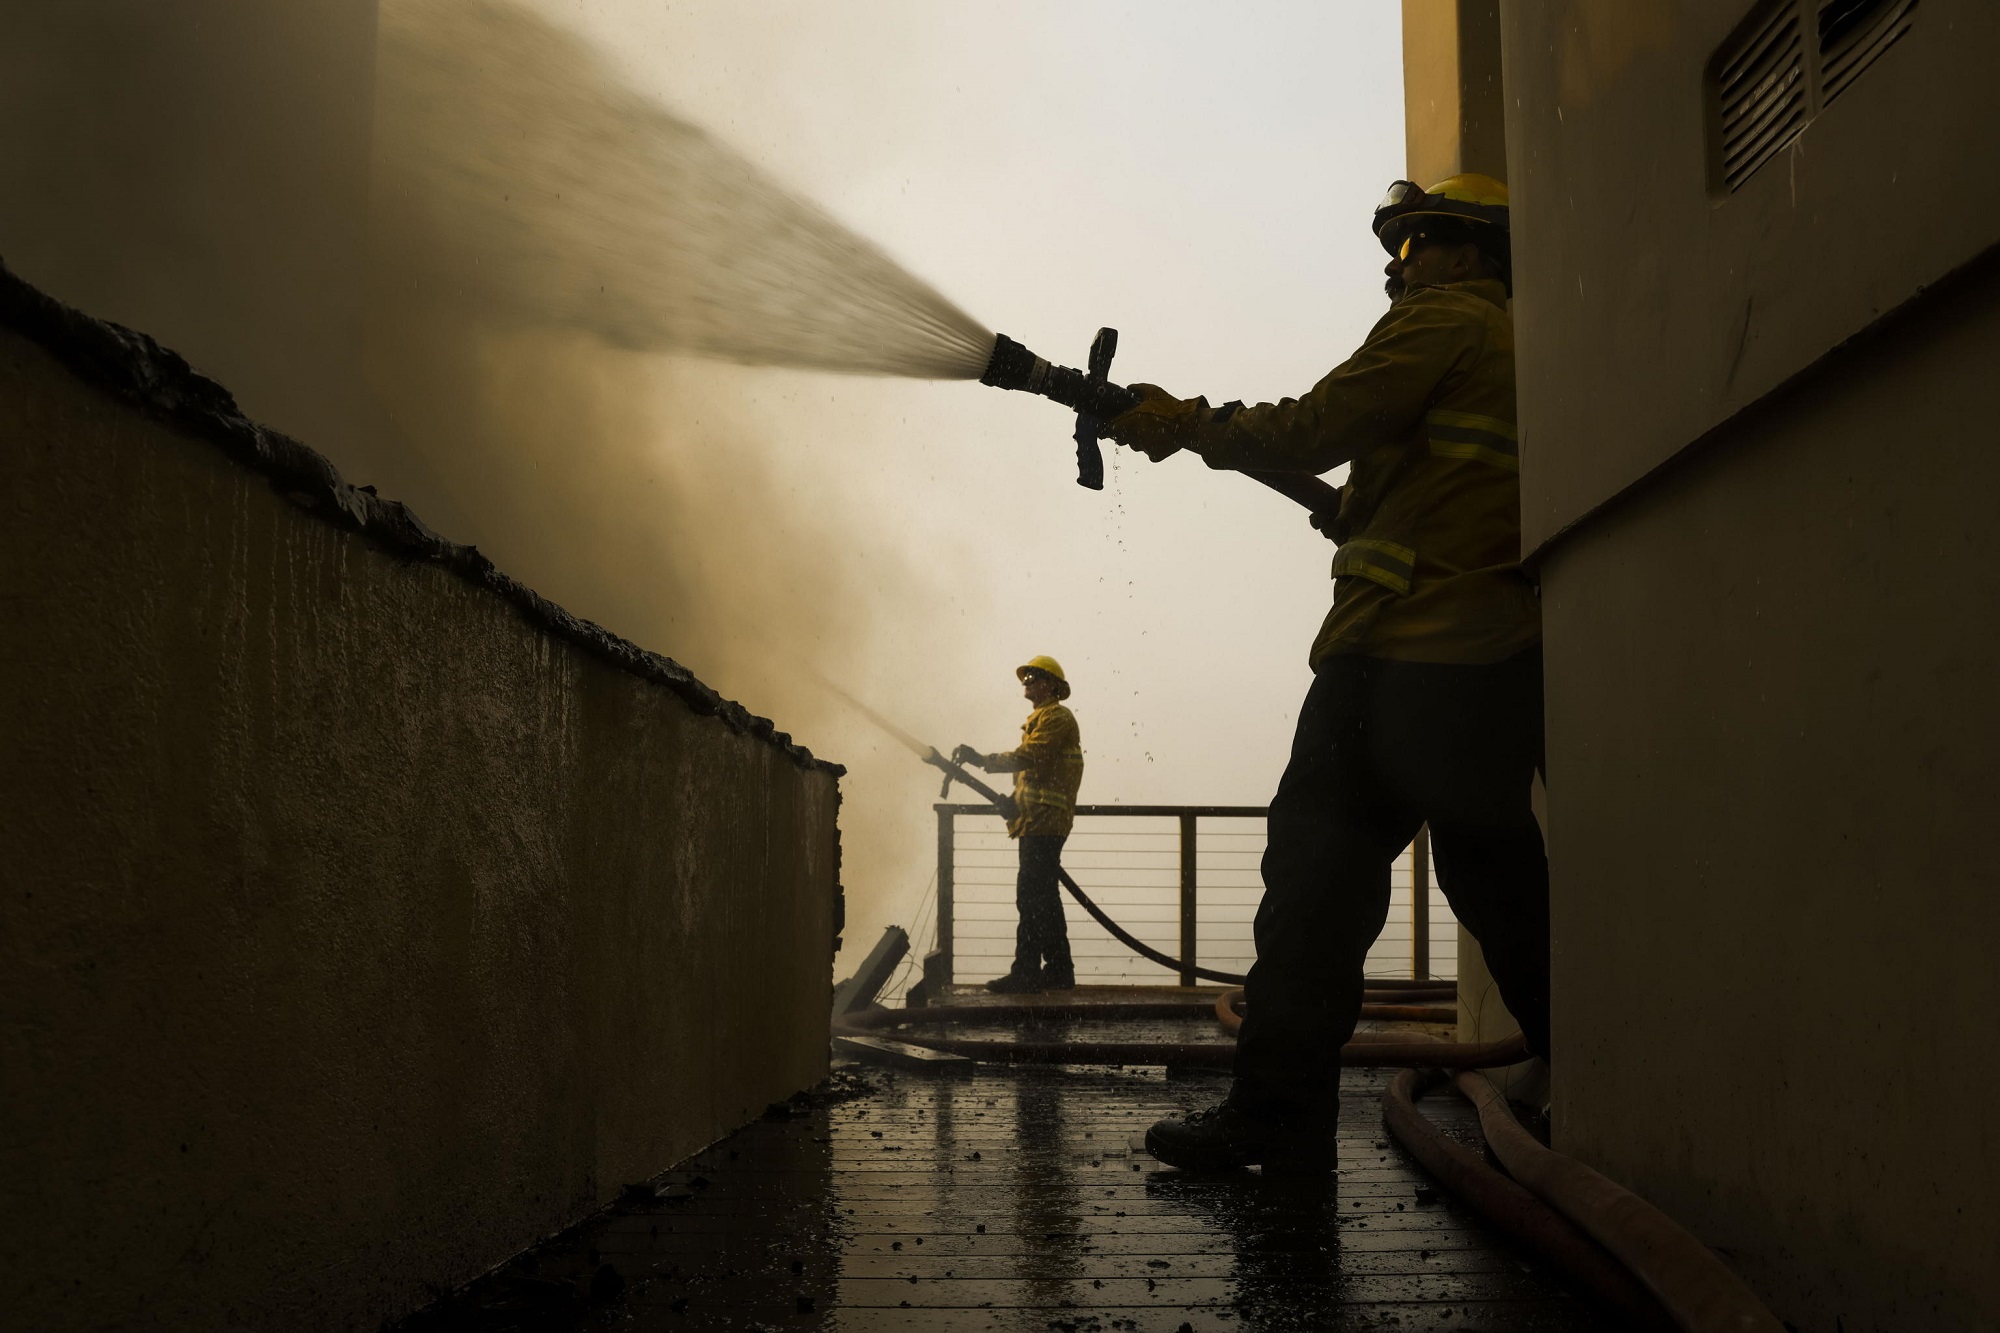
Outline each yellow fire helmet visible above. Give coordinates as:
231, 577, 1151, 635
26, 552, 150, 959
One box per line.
1016, 655, 1071, 699
1372, 173, 1510, 255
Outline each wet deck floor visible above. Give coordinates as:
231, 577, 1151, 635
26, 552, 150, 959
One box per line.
399, 1061, 1607, 1332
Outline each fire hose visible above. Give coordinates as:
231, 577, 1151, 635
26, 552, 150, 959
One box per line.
1382, 1069, 1677, 1332
1056, 861, 1245, 985
832, 999, 1515, 1069
1444, 1069, 1784, 1333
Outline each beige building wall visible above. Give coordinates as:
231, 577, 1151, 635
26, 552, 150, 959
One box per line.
1504, 0, 2000, 545
1401, 0, 1507, 185
1501, 1, 2000, 1327
0, 272, 841, 1329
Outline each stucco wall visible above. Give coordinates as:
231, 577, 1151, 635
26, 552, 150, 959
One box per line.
1499, 6, 2000, 1326
1400, 0, 1507, 186
0, 271, 841, 1330
1538, 253, 2000, 1330
1502, 0, 2000, 550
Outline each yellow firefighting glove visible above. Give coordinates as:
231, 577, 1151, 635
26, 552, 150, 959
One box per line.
1104, 383, 1202, 462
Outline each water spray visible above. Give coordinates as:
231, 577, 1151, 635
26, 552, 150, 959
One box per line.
390, 1, 1347, 529
810, 677, 1019, 813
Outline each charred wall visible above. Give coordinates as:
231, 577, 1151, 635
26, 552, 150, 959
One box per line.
0, 268, 841, 1330
1503, 2, 2000, 1327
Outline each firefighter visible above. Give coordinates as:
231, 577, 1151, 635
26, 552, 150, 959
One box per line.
953, 656, 1085, 993
1105, 175, 1548, 1172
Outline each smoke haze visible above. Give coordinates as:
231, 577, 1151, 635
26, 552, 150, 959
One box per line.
3, 0, 1411, 980
373, 0, 993, 379
365, 0, 985, 953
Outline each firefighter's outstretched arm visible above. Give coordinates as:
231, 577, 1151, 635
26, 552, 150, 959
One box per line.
950, 742, 1006, 771
1103, 289, 1484, 474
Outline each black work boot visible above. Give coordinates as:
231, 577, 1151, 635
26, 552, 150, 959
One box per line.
1040, 967, 1076, 990
984, 969, 1044, 994
1144, 1101, 1334, 1175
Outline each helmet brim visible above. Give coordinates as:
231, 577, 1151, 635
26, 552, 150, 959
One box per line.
1016, 666, 1071, 699
1373, 196, 1510, 256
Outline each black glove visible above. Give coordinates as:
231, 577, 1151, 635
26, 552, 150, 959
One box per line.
950, 744, 983, 769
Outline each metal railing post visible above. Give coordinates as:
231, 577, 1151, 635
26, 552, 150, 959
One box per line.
1411, 824, 1431, 980
1178, 811, 1198, 988
936, 806, 955, 987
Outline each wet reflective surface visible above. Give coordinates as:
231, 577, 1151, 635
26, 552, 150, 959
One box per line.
398, 1065, 1604, 1332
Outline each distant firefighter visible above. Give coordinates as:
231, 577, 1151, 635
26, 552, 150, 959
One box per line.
1106, 175, 1548, 1175
953, 657, 1085, 993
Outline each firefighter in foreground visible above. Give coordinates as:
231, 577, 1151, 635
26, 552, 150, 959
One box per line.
1105, 176, 1548, 1172
953, 657, 1085, 993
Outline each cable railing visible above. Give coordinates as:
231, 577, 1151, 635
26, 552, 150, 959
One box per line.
918, 803, 1456, 992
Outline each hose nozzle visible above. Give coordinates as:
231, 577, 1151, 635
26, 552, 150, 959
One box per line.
981, 332, 1137, 421
979, 332, 1043, 392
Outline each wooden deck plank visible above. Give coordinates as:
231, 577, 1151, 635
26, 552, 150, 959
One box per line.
394, 1063, 1606, 1332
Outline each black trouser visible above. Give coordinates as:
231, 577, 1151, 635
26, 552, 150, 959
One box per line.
1011, 833, 1074, 978
1233, 646, 1549, 1116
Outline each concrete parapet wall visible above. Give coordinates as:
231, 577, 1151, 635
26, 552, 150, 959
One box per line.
0, 266, 841, 1330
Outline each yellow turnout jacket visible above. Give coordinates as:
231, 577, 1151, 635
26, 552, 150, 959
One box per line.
1107, 278, 1538, 667
984, 702, 1084, 838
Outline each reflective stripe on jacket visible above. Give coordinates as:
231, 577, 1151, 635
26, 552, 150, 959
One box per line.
1106, 278, 1538, 667
984, 703, 1084, 838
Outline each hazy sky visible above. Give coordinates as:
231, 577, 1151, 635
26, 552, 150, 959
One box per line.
528, 0, 1408, 959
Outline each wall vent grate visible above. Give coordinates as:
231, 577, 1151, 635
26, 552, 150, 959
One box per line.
1710, 0, 1920, 192
1716, 2, 1808, 191
1819, 0, 1918, 104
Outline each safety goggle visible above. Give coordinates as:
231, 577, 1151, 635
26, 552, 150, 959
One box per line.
1377, 180, 1428, 212
1377, 181, 1444, 258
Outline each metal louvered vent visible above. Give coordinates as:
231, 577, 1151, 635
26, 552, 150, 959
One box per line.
1819, 0, 1917, 104
1714, 1, 1808, 191
1710, 0, 1920, 192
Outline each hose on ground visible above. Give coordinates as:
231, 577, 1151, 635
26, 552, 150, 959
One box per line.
1211, 987, 1454, 1032
833, 1002, 1527, 1069
1381, 1069, 1676, 1331
1447, 1069, 1788, 1333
